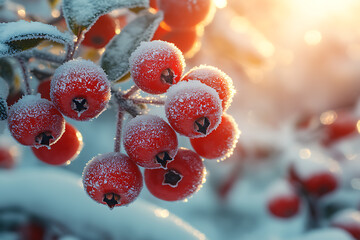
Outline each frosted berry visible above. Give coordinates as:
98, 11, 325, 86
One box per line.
320, 110, 359, 146
290, 152, 340, 198
158, 0, 214, 29
165, 80, 222, 138
8, 94, 65, 147
153, 23, 201, 57
31, 122, 83, 165
129, 40, 185, 94
145, 148, 206, 201
37, 79, 51, 101
82, 152, 143, 208
50, 59, 111, 121
331, 209, 360, 240
266, 180, 301, 219
190, 113, 240, 160
82, 14, 118, 49
182, 65, 235, 111
0, 142, 18, 169
123, 115, 178, 169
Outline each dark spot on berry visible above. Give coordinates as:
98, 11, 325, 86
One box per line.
194, 117, 210, 135
91, 36, 105, 46
35, 132, 54, 146
155, 151, 173, 169
71, 98, 88, 114
160, 68, 175, 85
163, 169, 182, 187
103, 193, 120, 209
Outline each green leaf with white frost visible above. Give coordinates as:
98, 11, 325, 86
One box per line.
62, 0, 149, 35
101, 10, 163, 83
0, 20, 73, 57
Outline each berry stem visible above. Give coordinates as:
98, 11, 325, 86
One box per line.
66, 29, 85, 61
131, 97, 165, 105
304, 194, 320, 229
114, 107, 124, 152
16, 57, 32, 95
122, 85, 140, 99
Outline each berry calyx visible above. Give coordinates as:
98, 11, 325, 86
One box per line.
31, 122, 83, 165
190, 113, 240, 159
181, 65, 235, 111
129, 40, 185, 94
82, 152, 143, 208
144, 148, 206, 201
50, 59, 111, 121
157, 0, 214, 29
165, 80, 222, 138
7, 94, 65, 147
123, 114, 178, 169
82, 14, 118, 49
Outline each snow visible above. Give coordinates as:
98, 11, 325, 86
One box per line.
331, 209, 360, 227
0, 168, 206, 240
0, 20, 73, 56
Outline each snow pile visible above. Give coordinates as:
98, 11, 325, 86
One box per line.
0, 168, 206, 240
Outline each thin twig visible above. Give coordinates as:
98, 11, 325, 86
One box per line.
114, 107, 124, 153
131, 97, 165, 105
122, 85, 140, 99
16, 57, 31, 95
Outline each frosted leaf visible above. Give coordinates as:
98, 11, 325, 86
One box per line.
0, 77, 9, 98
0, 20, 73, 57
62, 0, 149, 35
101, 10, 163, 82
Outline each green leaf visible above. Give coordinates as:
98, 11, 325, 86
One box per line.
0, 20, 73, 57
62, 0, 149, 35
101, 10, 163, 82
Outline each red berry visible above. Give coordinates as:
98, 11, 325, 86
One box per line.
158, 0, 214, 29
0, 140, 18, 169
165, 80, 222, 138
50, 59, 111, 121
332, 209, 360, 240
144, 148, 206, 201
37, 79, 51, 101
181, 65, 235, 111
150, 0, 158, 10
82, 14, 118, 49
266, 181, 301, 219
320, 110, 359, 146
31, 122, 83, 165
82, 152, 143, 208
8, 94, 65, 147
123, 115, 178, 169
129, 40, 185, 94
6, 90, 24, 107
152, 23, 201, 57
290, 152, 340, 198
17, 221, 46, 240
190, 113, 240, 159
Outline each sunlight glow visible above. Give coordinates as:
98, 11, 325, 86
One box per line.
320, 111, 337, 125
214, 0, 227, 9
304, 30, 322, 46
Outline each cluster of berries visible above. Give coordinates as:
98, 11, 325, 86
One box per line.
83, 40, 239, 208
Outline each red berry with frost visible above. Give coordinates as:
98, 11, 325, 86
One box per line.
152, 23, 201, 57
8, 94, 65, 147
182, 65, 235, 111
165, 80, 222, 138
331, 209, 360, 240
129, 40, 185, 94
31, 122, 83, 165
37, 79, 51, 101
82, 152, 143, 208
290, 151, 340, 198
123, 115, 178, 169
266, 180, 301, 219
320, 110, 359, 146
50, 59, 111, 121
190, 113, 240, 159
0, 141, 18, 169
82, 14, 118, 49
158, 0, 214, 29
145, 148, 206, 201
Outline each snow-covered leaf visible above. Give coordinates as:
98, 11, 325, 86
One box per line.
0, 20, 73, 57
0, 97, 7, 121
101, 10, 163, 82
62, 0, 149, 35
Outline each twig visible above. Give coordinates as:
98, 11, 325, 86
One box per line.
16, 57, 31, 95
